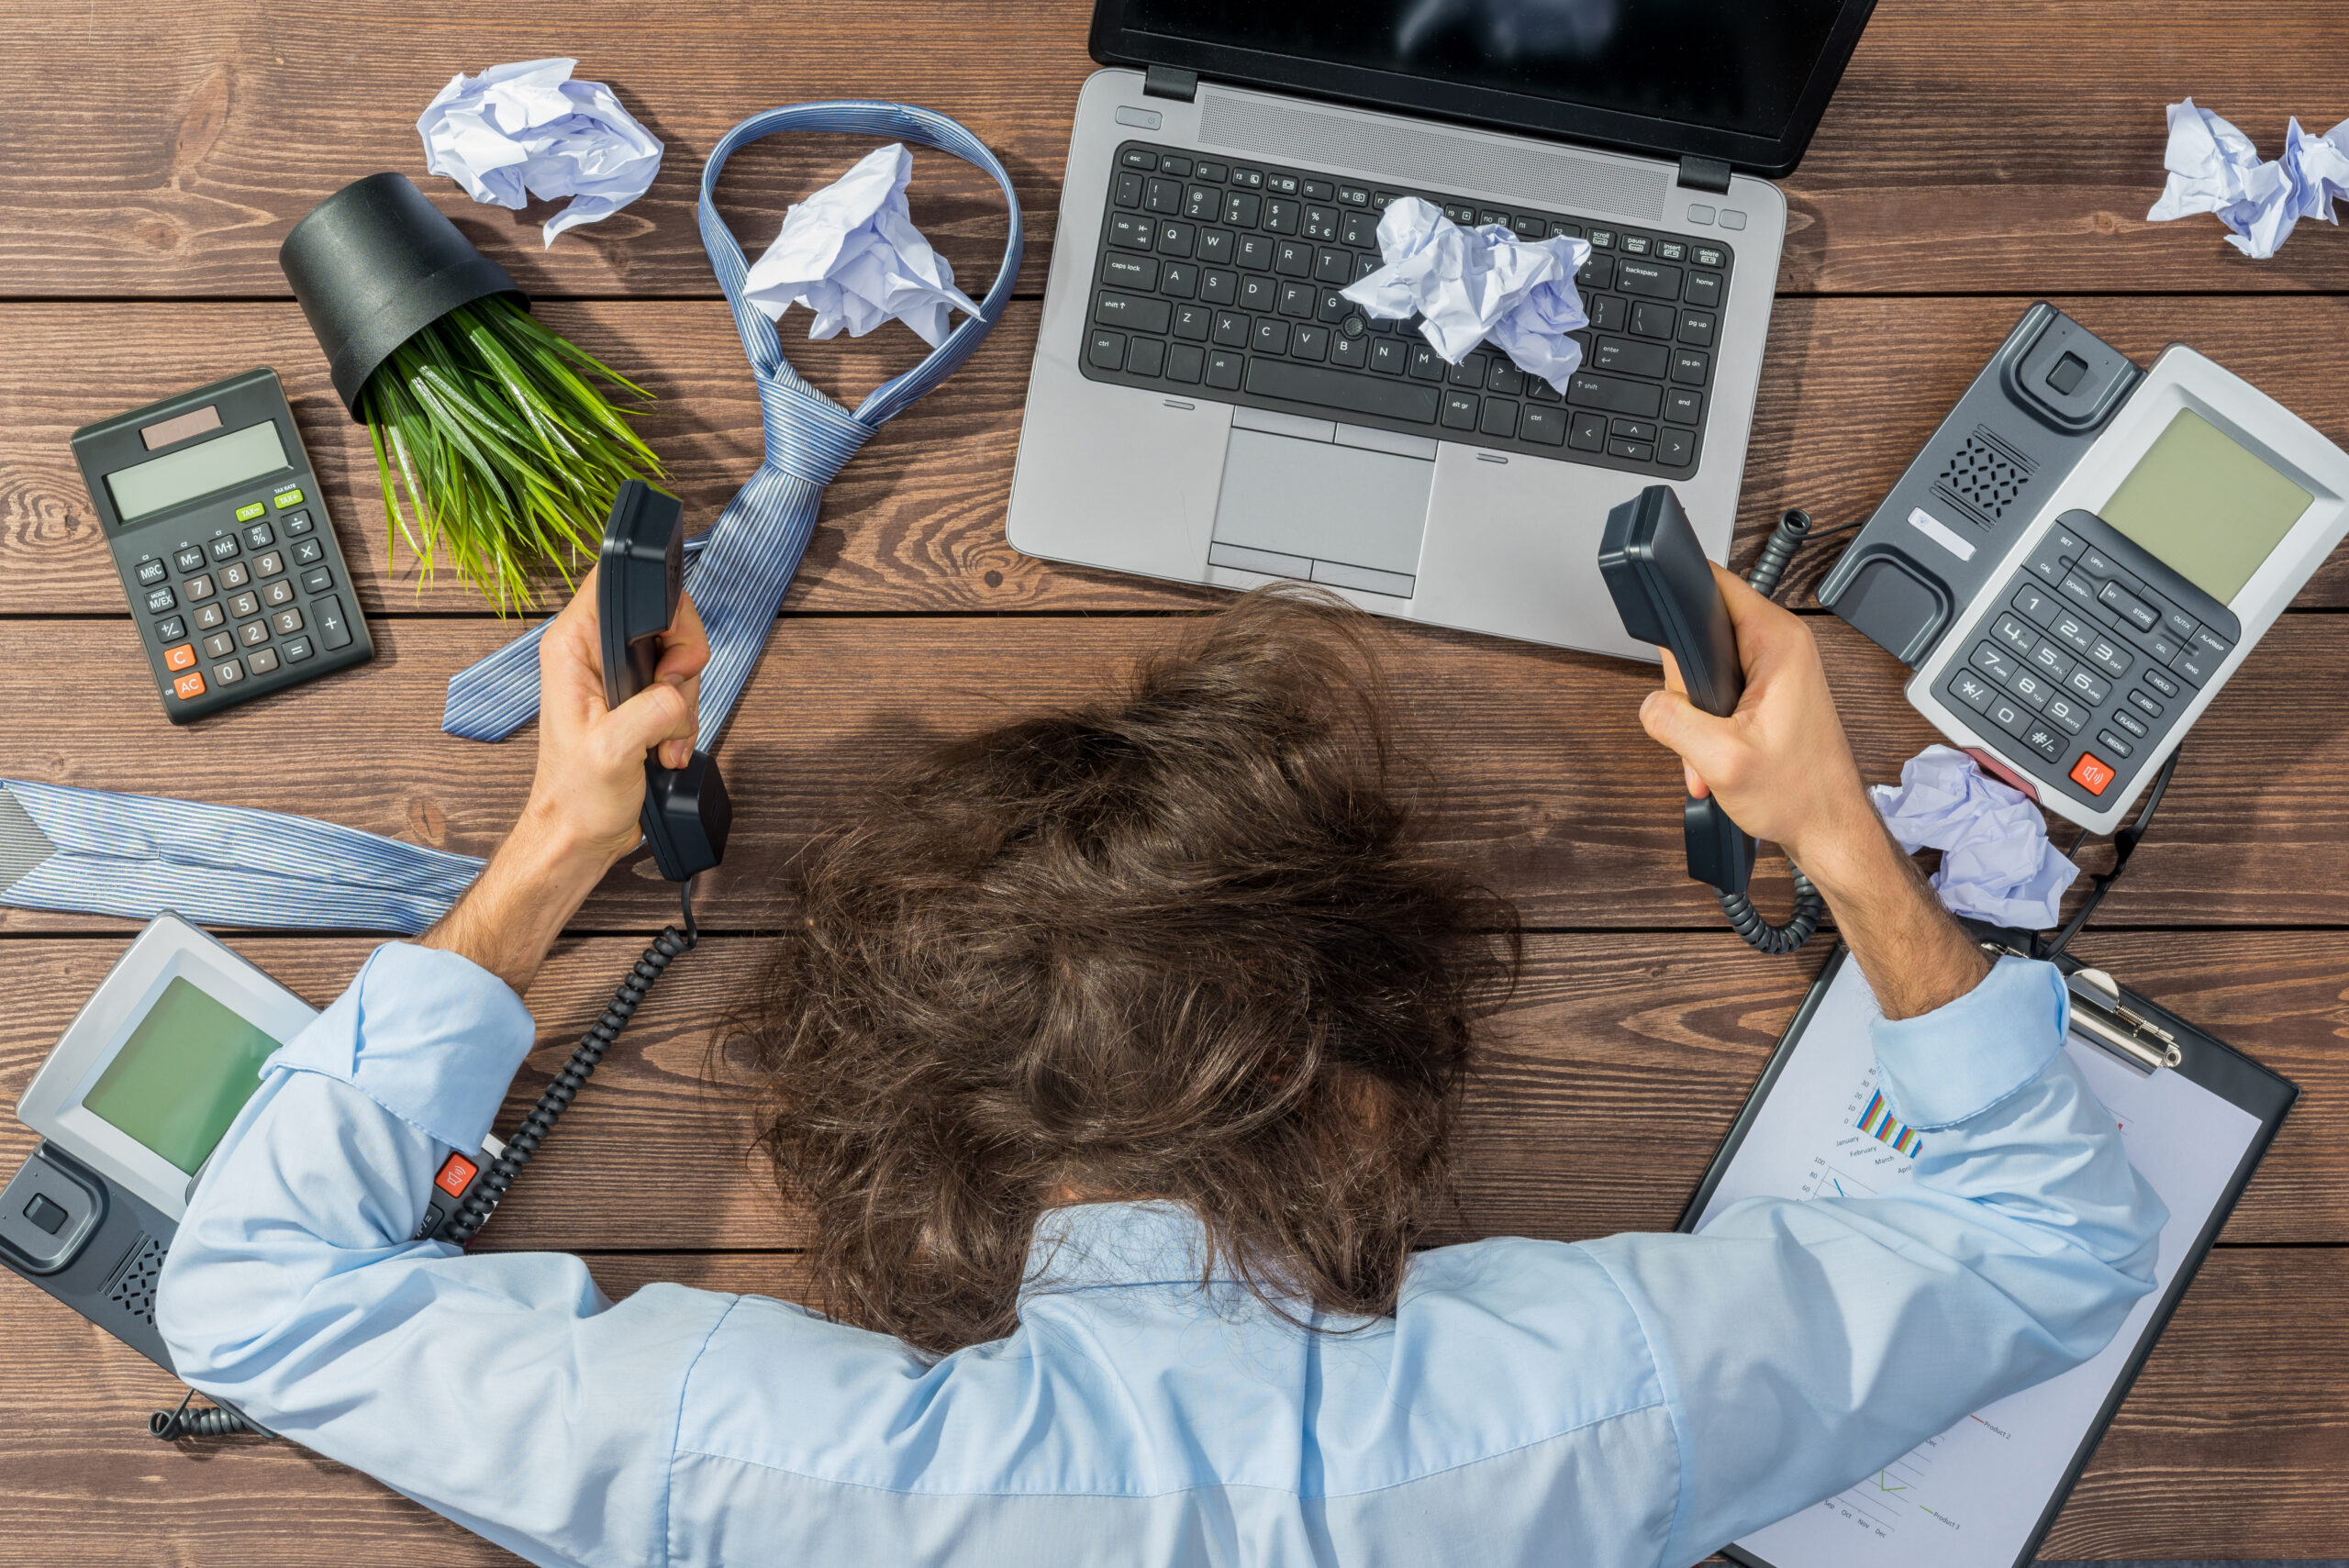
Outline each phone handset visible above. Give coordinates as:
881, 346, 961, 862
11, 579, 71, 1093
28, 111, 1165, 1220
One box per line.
1598, 484, 1821, 954
426, 485, 728, 1249
599, 481, 731, 882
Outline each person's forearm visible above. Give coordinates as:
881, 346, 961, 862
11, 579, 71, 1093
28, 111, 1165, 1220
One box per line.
1791, 798, 1989, 1021
420, 806, 610, 995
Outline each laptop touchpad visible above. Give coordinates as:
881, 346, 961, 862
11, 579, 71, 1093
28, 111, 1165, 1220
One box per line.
1208, 428, 1434, 598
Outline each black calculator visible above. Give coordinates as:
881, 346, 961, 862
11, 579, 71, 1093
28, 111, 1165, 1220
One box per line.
72, 369, 372, 721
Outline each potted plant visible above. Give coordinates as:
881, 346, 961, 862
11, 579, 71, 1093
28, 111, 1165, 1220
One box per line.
281, 172, 665, 612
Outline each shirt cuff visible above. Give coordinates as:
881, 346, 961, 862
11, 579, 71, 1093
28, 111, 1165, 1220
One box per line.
1872, 954, 2070, 1130
263, 942, 537, 1153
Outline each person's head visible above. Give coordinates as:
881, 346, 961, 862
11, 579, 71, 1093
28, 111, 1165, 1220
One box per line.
729, 587, 1520, 1355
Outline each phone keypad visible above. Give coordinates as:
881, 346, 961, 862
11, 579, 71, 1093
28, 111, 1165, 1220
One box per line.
1939, 511, 2236, 806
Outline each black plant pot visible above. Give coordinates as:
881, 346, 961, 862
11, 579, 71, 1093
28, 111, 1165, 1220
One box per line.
278, 172, 526, 420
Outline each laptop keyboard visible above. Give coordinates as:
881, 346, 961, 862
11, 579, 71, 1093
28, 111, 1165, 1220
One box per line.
1078, 141, 1736, 475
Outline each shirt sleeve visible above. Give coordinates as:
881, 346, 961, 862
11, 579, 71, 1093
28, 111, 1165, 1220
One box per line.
1580, 956, 2167, 1568
156, 942, 732, 1568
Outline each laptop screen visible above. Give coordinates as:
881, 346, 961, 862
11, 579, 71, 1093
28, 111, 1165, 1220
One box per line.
1094, 0, 1876, 175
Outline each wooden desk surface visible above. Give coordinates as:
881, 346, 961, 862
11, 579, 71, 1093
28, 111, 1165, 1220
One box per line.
3, 3, 2344, 1560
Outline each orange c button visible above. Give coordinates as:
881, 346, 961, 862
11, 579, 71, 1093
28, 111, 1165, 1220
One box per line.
2069, 752, 2115, 796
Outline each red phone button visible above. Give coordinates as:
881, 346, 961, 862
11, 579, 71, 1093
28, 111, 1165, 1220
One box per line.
172, 671, 206, 700
2069, 752, 2115, 796
434, 1153, 479, 1196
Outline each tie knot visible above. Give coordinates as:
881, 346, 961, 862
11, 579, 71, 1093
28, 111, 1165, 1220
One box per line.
760, 381, 876, 488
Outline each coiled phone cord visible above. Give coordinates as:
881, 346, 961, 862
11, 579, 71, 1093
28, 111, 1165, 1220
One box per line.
1709, 508, 1842, 954
151, 1386, 253, 1440
440, 879, 700, 1246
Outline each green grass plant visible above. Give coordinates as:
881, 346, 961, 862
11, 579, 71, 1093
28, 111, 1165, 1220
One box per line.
360, 297, 665, 613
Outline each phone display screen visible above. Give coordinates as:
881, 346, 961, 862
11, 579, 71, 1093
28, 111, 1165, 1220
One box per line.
2099, 409, 2312, 603
82, 978, 282, 1174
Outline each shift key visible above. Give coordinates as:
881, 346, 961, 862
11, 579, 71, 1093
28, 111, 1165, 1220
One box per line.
1094, 291, 1172, 334
1565, 373, 1664, 418
314, 595, 353, 650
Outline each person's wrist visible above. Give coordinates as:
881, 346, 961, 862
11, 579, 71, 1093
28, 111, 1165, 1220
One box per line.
1783, 788, 1893, 898
508, 797, 629, 896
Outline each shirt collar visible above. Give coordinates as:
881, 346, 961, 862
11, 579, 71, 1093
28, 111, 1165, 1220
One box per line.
1019, 1201, 1238, 1302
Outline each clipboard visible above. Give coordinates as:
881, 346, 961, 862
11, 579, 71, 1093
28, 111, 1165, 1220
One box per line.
1676, 935, 2295, 1568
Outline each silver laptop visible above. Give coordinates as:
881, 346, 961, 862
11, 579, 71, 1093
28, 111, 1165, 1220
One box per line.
1008, 1, 1876, 660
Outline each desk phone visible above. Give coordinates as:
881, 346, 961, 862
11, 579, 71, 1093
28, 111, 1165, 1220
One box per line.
1820, 306, 2349, 833
72, 370, 373, 722
0, 914, 503, 1371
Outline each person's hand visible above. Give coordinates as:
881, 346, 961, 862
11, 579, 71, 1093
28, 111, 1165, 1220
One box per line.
524, 565, 711, 871
421, 570, 711, 995
1633, 563, 1876, 882
1631, 564, 1987, 1017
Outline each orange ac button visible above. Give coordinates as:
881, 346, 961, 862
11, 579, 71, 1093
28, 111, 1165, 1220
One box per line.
171, 670, 206, 701
2069, 752, 2115, 796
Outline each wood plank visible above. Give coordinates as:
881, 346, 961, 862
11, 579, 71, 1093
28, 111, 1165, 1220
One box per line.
2, 613, 2344, 935
0, 0, 1078, 301
11, 2, 2349, 300
3, 933, 2340, 1252
0, 1247, 2337, 1562
9, 296, 2349, 619
0, 300, 1203, 621
1782, 2, 2349, 295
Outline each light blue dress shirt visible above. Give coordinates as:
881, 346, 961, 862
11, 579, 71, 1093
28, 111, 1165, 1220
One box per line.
159, 945, 2163, 1568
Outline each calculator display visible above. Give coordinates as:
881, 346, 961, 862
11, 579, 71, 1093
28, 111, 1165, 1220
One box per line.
2099, 409, 2311, 604
104, 420, 291, 523
82, 977, 281, 1175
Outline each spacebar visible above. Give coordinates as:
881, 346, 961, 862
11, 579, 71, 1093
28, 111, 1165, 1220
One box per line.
1244, 361, 1441, 424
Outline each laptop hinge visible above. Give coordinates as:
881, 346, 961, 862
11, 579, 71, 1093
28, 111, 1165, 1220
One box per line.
1676, 156, 1732, 195
1143, 66, 1198, 103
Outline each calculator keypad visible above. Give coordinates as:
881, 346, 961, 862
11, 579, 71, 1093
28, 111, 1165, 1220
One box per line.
1939, 510, 2237, 807
115, 474, 365, 720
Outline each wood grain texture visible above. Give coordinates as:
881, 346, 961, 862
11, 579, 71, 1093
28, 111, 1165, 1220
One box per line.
8, 2, 2349, 300
0, 1, 1069, 301
1, 933, 2339, 1251
8, 296, 2349, 619
6, 0, 2347, 1560
2, 614, 2345, 935
0, 1248, 2337, 1564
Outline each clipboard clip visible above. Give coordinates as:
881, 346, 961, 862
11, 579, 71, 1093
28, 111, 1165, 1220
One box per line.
1983, 943, 2184, 1073
2064, 967, 2184, 1073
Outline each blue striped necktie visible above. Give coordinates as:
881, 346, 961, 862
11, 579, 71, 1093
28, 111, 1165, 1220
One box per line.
0, 779, 481, 934
441, 101, 1024, 750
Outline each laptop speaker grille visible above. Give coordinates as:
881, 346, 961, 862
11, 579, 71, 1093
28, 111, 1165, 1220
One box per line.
1197, 92, 1668, 221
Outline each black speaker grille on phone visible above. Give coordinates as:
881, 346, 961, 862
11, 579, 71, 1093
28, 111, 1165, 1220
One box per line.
1933, 428, 2036, 528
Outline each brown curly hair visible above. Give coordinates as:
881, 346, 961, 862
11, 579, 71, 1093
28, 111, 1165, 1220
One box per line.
729, 587, 1520, 1356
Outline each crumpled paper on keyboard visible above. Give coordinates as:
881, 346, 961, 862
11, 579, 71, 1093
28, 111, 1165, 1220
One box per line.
1339, 197, 1593, 389
2145, 97, 2349, 260
742, 142, 983, 348
1869, 745, 2079, 929
417, 58, 662, 248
